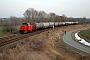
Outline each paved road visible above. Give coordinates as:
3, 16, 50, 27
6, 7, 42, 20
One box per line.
62, 29, 90, 54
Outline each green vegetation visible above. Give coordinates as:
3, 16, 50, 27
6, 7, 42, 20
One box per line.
0, 30, 6, 36
1, 26, 19, 34
80, 28, 90, 40
0, 26, 19, 37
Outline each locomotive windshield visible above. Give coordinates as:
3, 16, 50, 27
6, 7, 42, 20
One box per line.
22, 22, 30, 26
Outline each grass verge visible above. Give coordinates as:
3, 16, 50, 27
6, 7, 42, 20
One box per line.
79, 28, 90, 42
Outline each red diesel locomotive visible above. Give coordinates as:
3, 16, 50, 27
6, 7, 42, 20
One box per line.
19, 22, 35, 34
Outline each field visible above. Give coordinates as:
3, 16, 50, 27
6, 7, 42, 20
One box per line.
80, 28, 90, 41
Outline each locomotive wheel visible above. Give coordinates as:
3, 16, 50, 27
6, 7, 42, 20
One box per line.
24, 31, 28, 34
28, 30, 30, 33
19, 30, 24, 34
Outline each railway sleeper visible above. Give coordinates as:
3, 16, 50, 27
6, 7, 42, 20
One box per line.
0, 40, 6, 43
0, 37, 3, 40
0, 41, 2, 44
8, 36, 17, 40
3, 36, 10, 41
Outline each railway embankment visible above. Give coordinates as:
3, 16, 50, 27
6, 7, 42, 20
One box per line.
0, 24, 90, 60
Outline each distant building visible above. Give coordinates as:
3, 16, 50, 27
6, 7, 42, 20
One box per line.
0, 18, 10, 20
87, 18, 90, 23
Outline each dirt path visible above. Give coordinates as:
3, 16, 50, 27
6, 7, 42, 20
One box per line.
0, 24, 90, 60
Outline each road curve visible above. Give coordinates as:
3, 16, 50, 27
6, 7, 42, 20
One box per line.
62, 29, 90, 54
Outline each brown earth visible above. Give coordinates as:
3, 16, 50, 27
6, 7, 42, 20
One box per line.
0, 24, 90, 60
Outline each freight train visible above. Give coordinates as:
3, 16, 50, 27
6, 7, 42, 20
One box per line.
19, 22, 78, 34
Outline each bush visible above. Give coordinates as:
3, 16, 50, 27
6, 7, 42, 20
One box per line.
10, 26, 19, 34
2, 26, 19, 34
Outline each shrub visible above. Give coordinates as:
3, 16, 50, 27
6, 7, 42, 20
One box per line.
2, 26, 19, 34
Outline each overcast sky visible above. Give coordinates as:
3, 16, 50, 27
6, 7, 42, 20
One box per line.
0, 0, 90, 18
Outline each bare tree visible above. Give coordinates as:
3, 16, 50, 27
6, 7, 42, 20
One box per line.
0, 19, 2, 26
23, 8, 38, 23
49, 13, 57, 30
49, 13, 57, 22
82, 16, 87, 23
62, 14, 67, 22
55, 16, 64, 22
33, 10, 38, 22
23, 8, 49, 22
23, 8, 31, 23
10, 16, 17, 26
38, 11, 47, 22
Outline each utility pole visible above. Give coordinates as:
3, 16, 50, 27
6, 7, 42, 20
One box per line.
49, 12, 56, 30
53, 17, 54, 30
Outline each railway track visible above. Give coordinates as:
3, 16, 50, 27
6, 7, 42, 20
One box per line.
0, 28, 52, 47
